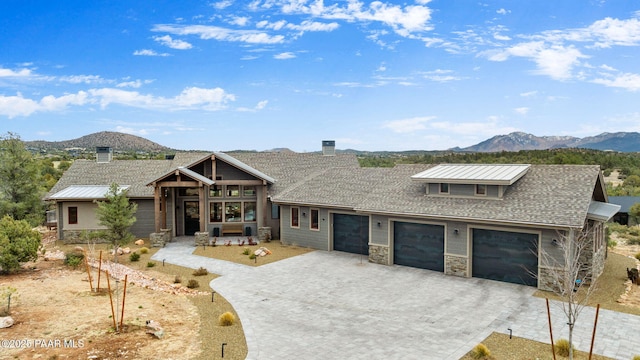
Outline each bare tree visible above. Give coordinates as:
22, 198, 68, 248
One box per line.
538, 224, 601, 360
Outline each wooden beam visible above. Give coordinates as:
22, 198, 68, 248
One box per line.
157, 180, 200, 187
199, 186, 206, 232
154, 185, 161, 232
214, 179, 264, 186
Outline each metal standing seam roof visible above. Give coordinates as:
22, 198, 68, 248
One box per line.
47, 185, 130, 200
587, 201, 621, 222
411, 164, 531, 185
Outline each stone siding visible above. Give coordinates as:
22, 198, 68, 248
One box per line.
369, 244, 389, 265
445, 255, 468, 277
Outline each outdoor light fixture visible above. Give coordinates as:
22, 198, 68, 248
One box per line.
453, 229, 459, 235
377, 221, 381, 227
551, 239, 559, 246
302, 212, 306, 217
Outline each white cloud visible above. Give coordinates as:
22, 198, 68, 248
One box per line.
255, 100, 268, 109
520, 91, 538, 97
496, 8, 510, 15
152, 24, 285, 44
485, 42, 587, 80
116, 79, 153, 88
153, 35, 193, 50
133, 49, 170, 56
286, 20, 339, 32
212, 0, 234, 10
229, 16, 250, 26
58, 75, 107, 84
0, 91, 90, 118
0, 67, 32, 77
382, 116, 435, 133
592, 72, 640, 91
274, 52, 296, 59
420, 69, 462, 82
89, 86, 235, 111
514, 107, 529, 115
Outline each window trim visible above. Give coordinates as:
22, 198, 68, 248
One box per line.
291, 207, 300, 228
310, 208, 319, 231
475, 184, 487, 196
439, 183, 449, 194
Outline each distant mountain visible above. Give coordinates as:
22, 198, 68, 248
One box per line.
454, 131, 640, 153
26, 131, 171, 152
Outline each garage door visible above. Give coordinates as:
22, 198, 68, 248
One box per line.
472, 229, 538, 287
333, 214, 369, 255
393, 222, 444, 272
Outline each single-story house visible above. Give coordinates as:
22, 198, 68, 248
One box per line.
46, 142, 619, 290
608, 196, 640, 226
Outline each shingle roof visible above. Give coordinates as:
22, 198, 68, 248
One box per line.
227, 152, 360, 197
272, 164, 602, 228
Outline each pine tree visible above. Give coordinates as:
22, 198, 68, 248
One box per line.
95, 183, 137, 249
0, 133, 44, 226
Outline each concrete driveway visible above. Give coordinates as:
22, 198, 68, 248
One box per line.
154, 241, 640, 359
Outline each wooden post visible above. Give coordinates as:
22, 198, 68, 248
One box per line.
106, 271, 117, 330
97, 251, 102, 292
199, 186, 206, 232
83, 250, 93, 292
120, 274, 128, 330
589, 304, 600, 360
546, 298, 556, 360
154, 184, 162, 232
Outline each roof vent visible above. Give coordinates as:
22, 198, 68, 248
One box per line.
322, 140, 335, 156
96, 147, 113, 163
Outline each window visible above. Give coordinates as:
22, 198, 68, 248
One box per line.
68, 207, 78, 224
310, 209, 319, 230
225, 202, 241, 222
439, 183, 449, 194
475, 184, 486, 196
179, 188, 199, 196
243, 186, 256, 197
226, 185, 240, 197
210, 202, 222, 222
271, 203, 280, 219
209, 185, 222, 197
244, 202, 256, 222
291, 207, 299, 228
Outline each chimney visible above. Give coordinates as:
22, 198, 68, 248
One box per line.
322, 140, 335, 156
96, 147, 113, 163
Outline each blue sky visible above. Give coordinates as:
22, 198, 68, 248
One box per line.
1, 1, 639, 152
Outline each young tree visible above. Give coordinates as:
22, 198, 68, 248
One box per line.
0, 133, 44, 226
539, 226, 600, 360
630, 202, 640, 224
0, 215, 42, 274
95, 183, 137, 251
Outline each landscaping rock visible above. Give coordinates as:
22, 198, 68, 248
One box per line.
135, 239, 145, 246
44, 249, 66, 261
146, 320, 164, 339
0, 316, 14, 328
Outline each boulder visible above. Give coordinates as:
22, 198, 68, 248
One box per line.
0, 316, 14, 328
135, 239, 145, 246
122, 247, 131, 254
146, 320, 164, 339
44, 249, 66, 261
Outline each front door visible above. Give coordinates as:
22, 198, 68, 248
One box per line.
184, 201, 200, 236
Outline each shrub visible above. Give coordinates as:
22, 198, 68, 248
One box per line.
218, 311, 235, 326
555, 338, 573, 357
129, 252, 140, 262
242, 247, 250, 255
186, 279, 199, 289
632, 355, 640, 360
635, 253, 640, 261
173, 275, 182, 284
471, 343, 491, 359
249, 253, 256, 260
146, 261, 156, 268
193, 267, 208, 276
139, 247, 149, 254
65, 252, 84, 269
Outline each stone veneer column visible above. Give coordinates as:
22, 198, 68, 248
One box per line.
445, 255, 468, 277
368, 244, 389, 265
194, 232, 210, 246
